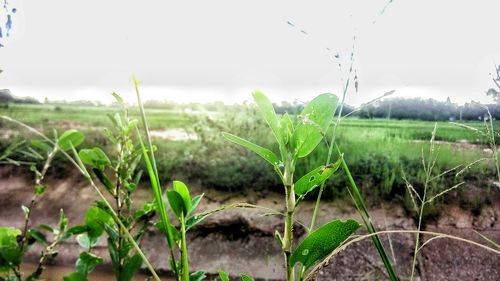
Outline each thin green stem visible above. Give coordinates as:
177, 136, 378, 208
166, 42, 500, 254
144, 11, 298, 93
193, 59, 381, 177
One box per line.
283, 161, 296, 281
338, 150, 399, 281
133, 78, 179, 279
180, 214, 190, 281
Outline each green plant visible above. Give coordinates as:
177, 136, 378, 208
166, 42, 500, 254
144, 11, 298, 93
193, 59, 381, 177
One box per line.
223, 91, 361, 280
402, 124, 467, 281
63, 93, 158, 281
2, 114, 161, 280
134, 78, 209, 281
0, 129, 87, 281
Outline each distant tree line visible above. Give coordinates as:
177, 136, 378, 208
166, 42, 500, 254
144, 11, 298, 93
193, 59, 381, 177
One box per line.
0, 89, 39, 104
2, 87, 499, 121
357, 97, 500, 121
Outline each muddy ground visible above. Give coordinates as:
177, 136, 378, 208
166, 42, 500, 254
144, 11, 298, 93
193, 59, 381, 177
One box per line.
0, 167, 499, 281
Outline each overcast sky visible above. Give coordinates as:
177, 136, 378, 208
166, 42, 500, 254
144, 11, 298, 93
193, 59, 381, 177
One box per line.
0, 0, 499, 105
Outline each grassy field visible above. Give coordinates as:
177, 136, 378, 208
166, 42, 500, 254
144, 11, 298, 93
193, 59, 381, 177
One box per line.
0, 102, 496, 208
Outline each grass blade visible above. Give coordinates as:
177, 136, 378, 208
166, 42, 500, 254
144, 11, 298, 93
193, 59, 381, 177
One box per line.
133, 77, 179, 278
337, 147, 399, 281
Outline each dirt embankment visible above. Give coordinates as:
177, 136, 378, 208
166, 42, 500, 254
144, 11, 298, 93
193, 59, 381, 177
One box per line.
0, 168, 499, 281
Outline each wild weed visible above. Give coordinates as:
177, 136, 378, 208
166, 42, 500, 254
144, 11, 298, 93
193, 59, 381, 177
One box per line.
224, 91, 369, 280
0, 128, 87, 281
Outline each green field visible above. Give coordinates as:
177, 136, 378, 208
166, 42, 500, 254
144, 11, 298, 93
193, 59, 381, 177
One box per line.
0, 103, 496, 205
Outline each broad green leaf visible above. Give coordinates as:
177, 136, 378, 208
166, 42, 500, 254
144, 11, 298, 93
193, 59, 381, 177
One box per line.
218, 271, 229, 281
63, 272, 88, 281
79, 148, 111, 171
0, 227, 22, 266
290, 219, 360, 271
292, 94, 338, 158
119, 254, 142, 281
222, 132, 279, 166
75, 252, 102, 275
240, 274, 254, 281
173, 180, 192, 215
252, 91, 284, 146
167, 190, 185, 219
58, 129, 85, 151
294, 159, 341, 195
189, 271, 207, 281
85, 206, 113, 239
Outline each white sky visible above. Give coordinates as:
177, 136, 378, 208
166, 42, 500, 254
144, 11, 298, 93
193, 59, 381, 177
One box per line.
0, 0, 499, 106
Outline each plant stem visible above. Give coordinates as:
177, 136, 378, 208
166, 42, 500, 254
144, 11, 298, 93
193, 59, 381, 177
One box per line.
283, 161, 295, 281
134, 78, 179, 278
339, 154, 399, 281
180, 214, 190, 281
410, 179, 428, 281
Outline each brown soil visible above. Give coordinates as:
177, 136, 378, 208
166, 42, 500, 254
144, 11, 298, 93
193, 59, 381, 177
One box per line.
0, 167, 499, 281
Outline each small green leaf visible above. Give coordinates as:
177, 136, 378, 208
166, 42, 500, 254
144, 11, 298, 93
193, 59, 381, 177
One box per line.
190, 194, 204, 215
66, 225, 88, 236
38, 224, 54, 233
21, 205, 30, 218
252, 91, 284, 146
292, 93, 338, 158
274, 230, 283, 248
185, 213, 209, 231
218, 271, 230, 281
167, 190, 185, 219
58, 129, 85, 151
63, 272, 88, 281
289, 219, 360, 271
27, 229, 47, 245
294, 159, 341, 196
79, 148, 111, 171
124, 119, 138, 135
222, 132, 279, 166
76, 234, 96, 249
280, 113, 294, 144
189, 271, 207, 281
119, 254, 142, 281
75, 252, 102, 275
31, 139, 51, 153
111, 92, 124, 105
59, 209, 68, 232
85, 206, 113, 239
92, 168, 115, 194
173, 181, 192, 215
34, 184, 46, 196
240, 274, 254, 281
